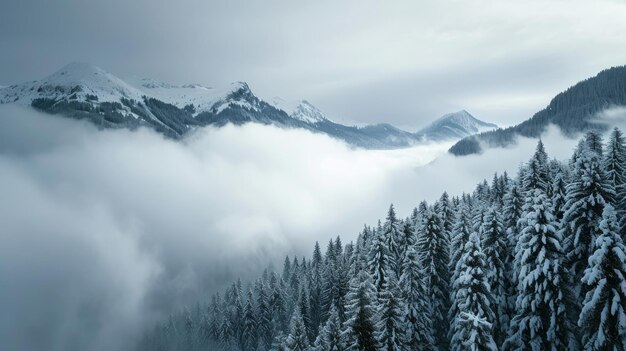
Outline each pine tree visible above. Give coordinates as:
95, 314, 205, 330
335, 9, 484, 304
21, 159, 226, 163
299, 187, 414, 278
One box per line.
585, 131, 604, 156
551, 165, 568, 222
284, 256, 292, 283
368, 219, 393, 294
437, 192, 456, 245
313, 304, 344, 351
503, 173, 525, 323
522, 140, 550, 194
505, 190, 576, 350
481, 206, 509, 347
578, 205, 626, 351
375, 274, 405, 351
604, 127, 626, 240
310, 242, 324, 337
285, 308, 311, 351
256, 281, 273, 350
299, 287, 314, 343
400, 246, 433, 351
270, 275, 289, 334
562, 142, 616, 300
449, 205, 473, 340
418, 209, 450, 350
450, 232, 496, 351
342, 270, 378, 351
242, 290, 258, 351
382, 204, 402, 279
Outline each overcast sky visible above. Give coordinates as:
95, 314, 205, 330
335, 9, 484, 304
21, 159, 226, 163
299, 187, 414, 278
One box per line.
2, 0, 626, 129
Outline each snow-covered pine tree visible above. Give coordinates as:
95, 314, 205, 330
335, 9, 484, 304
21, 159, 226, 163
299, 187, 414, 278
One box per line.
283, 256, 292, 283
321, 239, 340, 324
368, 216, 394, 294
342, 269, 378, 351
375, 273, 405, 351
313, 303, 344, 351
256, 281, 274, 350
562, 141, 616, 301
578, 205, 626, 350
270, 273, 289, 335
450, 232, 496, 351
381, 204, 402, 279
299, 287, 314, 343
481, 206, 509, 347
505, 190, 576, 351
604, 127, 626, 239
310, 242, 324, 337
285, 307, 312, 351
417, 208, 450, 351
522, 140, 550, 194
448, 204, 473, 339
400, 246, 433, 351
585, 131, 604, 156
550, 164, 568, 222
437, 192, 456, 246
502, 173, 525, 323
242, 289, 258, 351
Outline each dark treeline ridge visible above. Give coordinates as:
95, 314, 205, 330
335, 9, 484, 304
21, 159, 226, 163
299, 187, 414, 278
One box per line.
140, 127, 626, 351
449, 65, 626, 156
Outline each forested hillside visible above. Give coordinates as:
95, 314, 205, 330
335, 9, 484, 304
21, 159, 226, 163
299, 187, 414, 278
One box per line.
450, 66, 626, 156
140, 128, 626, 351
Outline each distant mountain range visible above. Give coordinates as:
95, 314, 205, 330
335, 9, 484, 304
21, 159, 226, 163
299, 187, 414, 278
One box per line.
0, 62, 497, 149
449, 65, 626, 156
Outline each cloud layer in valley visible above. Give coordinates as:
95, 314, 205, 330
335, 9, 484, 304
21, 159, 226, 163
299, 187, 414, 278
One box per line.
0, 105, 622, 350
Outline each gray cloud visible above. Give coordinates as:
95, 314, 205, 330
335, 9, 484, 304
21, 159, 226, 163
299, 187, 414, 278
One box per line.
2, 0, 626, 129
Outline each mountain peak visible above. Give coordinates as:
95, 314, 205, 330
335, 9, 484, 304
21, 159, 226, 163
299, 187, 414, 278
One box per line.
417, 110, 498, 141
291, 100, 328, 124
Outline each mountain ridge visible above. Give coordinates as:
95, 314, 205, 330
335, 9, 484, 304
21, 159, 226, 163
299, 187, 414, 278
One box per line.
0, 62, 496, 148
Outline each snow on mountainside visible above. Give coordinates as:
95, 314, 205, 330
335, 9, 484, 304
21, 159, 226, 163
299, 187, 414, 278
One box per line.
269, 98, 329, 124
0, 62, 496, 149
0, 62, 145, 104
416, 110, 498, 141
129, 77, 259, 116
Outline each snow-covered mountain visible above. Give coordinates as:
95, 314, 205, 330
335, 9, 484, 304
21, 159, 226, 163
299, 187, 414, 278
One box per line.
416, 110, 498, 141
0, 62, 145, 105
0, 62, 496, 148
269, 98, 330, 124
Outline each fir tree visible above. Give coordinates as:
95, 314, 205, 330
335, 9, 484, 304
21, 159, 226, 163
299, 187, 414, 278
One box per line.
342, 270, 378, 351
418, 209, 451, 351
313, 304, 344, 351
375, 274, 405, 351
585, 131, 604, 156
256, 281, 273, 350
578, 205, 626, 351
242, 290, 258, 351
368, 218, 393, 294
481, 206, 509, 347
522, 140, 550, 194
562, 142, 616, 300
285, 308, 312, 351
449, 205, 473, 340
451, 232, 496, 351
604, 127, 626, 239
382, 204, 402, 279
400, 246, 433, 351
505, 190, 576, 351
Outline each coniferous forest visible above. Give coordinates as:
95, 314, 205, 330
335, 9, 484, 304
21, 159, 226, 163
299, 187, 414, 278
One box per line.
139, 128, 626, 351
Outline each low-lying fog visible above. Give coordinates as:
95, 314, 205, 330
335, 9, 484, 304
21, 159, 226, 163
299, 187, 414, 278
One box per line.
1, 105, 621, 351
